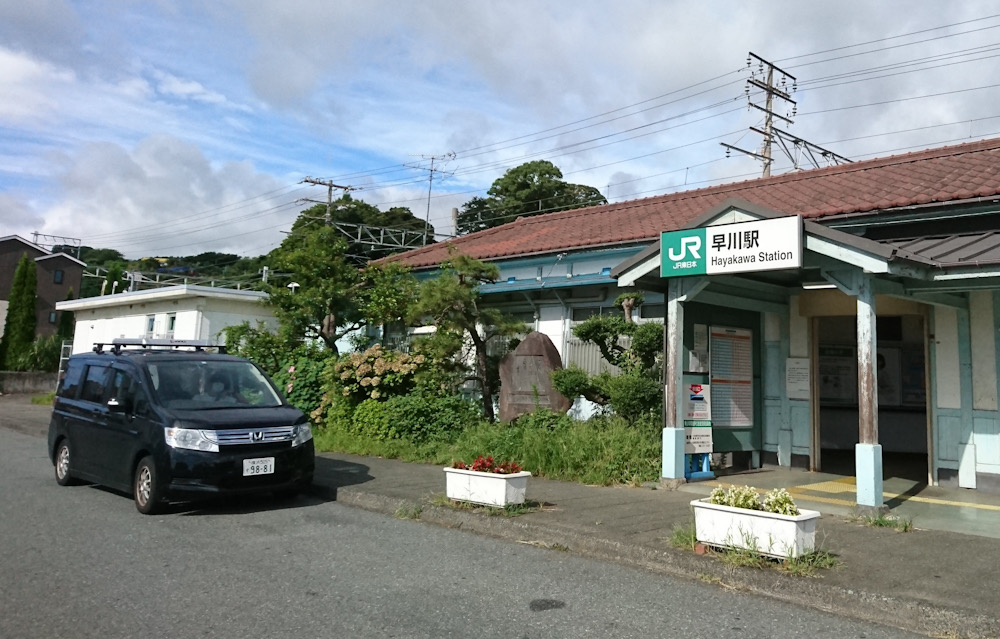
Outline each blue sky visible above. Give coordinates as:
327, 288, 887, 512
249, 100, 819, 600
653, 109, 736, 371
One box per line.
4, 1, 1000, 259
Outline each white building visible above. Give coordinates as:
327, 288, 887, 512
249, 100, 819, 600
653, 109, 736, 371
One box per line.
57, 285, 276, 354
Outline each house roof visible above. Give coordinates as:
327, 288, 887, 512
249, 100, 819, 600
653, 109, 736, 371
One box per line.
0, 235, 86, 266
57, 284, 268, 311
390, 137, 1000, 270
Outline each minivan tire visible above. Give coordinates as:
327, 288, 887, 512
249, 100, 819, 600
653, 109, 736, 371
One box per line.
133, 456, 163, 515
54, 440, 75, 486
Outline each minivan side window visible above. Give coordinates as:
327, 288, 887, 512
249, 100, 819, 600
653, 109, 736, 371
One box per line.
79, 364, 112, 404
110, 369, 150, 415
59, 360, 86, 399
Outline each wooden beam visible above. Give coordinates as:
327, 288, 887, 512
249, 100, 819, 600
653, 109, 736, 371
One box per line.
857, 273, 878, 444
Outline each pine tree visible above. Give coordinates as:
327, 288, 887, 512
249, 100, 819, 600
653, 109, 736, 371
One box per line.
0, 254, 38, 369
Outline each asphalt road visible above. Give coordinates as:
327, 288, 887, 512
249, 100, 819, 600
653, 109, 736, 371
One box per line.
0, 424, 921, 639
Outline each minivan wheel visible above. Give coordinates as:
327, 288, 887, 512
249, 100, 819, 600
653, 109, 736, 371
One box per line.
54, 441, 75, 486
133, 457, 163, 515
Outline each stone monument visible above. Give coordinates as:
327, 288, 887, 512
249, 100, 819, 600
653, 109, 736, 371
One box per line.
498, 331, 572, 422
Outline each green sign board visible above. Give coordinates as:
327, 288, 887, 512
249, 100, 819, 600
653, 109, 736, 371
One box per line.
660, 216, 802, 278
660, 228, 707, 277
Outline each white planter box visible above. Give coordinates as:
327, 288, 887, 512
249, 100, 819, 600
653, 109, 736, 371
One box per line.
691, 498, 821, 558
443, 467, 531, 507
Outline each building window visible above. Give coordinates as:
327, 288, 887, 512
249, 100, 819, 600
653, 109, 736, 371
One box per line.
570, 306, 623, 322
49, 311, 58, 324
640, 304, 665, 319
145, 314, 155, 338
166, 313, 176, 339
53, 270, 64, 284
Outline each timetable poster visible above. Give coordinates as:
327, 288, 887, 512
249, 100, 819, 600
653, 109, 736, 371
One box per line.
709, 326, 753, 428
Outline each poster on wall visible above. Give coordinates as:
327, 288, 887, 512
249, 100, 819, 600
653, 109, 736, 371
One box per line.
684, 383, 712, 454
785, 358, 810, 401
709, 326, 753, 428
819, 345, 856, 404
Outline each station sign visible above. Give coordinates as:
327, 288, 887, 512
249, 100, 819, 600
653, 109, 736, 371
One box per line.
660, 215, 802, 278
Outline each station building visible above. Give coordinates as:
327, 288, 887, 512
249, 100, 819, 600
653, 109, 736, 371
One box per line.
392, 137, 1000, 507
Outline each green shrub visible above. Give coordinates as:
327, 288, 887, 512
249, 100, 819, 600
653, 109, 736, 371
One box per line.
10, 335, 62, 372
352, 394, 484, 442
594, 372, 661, 422
272, 348, 336, 417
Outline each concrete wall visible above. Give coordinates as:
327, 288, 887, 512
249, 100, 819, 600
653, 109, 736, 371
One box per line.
0, 371, 58, 394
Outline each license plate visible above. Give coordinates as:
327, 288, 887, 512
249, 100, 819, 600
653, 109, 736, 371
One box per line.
243, 457, 275, 476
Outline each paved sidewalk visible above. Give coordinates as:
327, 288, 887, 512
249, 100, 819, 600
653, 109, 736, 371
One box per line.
315, 452, 1000, 639
4, 392, 998, 638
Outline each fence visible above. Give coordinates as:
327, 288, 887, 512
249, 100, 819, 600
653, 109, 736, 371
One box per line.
562, 336, 631, 376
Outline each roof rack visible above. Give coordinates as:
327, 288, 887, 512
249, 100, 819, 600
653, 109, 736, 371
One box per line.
93, 338, 228, 355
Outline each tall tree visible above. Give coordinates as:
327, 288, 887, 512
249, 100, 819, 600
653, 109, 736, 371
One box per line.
0, 254, 38, 369
456, 160, 607, 235
408, 249, 526, 421
303, 194, 434, 263
264, 212, 419, 354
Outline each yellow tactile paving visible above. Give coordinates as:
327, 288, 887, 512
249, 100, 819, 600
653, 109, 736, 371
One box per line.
709, 477, 1000, 512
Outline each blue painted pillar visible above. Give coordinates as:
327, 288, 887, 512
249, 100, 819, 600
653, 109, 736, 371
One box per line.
855, 273, 884, 509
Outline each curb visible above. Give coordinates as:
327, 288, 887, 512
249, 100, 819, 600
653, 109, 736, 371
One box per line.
332, 486, 1000, 639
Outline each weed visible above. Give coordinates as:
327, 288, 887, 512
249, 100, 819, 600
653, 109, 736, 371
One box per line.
717, 544, 769, 570
394, 503, 422, 520
779, 550, 842, 577
31, 392, 55, 405
847, 510, 914, 532
429, 493, 544, 517
668, 523, 697, 551
697, 573, 722, 585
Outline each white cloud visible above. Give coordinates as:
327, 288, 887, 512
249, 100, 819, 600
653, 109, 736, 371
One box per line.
39, 135, 293, 258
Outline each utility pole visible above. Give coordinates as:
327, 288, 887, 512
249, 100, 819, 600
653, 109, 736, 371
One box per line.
722, 52, 850, 177
301, 177, 353, 223
407, 152, 455, 245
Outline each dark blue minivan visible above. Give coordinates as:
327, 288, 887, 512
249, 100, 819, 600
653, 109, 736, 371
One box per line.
48, 340, 314, 514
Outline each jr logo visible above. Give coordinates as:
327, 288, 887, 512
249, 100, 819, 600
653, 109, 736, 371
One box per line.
667, 236, 701, 261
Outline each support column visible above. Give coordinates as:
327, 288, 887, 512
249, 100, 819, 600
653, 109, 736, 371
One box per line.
855, 274, 885, 512
662, 277, 686, 483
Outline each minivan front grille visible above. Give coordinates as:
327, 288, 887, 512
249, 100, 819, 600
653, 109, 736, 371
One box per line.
212, 426, 295, 445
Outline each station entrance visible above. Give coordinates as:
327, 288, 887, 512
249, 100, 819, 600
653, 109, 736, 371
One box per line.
815, 314, 929, 483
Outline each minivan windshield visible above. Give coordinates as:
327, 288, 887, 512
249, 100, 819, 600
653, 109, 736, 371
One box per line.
147, 360, 283, 410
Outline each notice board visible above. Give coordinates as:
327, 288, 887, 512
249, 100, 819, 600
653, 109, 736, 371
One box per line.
709, 326, 753, 428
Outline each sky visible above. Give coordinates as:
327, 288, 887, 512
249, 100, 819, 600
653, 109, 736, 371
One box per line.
4, 1, 1000, 264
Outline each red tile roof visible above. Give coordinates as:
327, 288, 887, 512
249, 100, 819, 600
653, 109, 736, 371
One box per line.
391, 137, 1000, 269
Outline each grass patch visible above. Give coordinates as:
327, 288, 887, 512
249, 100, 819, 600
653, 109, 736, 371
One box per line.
779, 550, 842, 577
667, 523, 697, 551
429, 493, 545, 517
847, 510, 914, 532
394, 503, 422, 520
313, 413, 663, 487
31, 392, 55, 405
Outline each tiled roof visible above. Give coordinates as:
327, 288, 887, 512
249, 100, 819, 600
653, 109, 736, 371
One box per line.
390, 137, 1000, 269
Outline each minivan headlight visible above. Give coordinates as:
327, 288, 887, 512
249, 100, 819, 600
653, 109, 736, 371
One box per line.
291, 423, 313, 447
165, 425, 219, 453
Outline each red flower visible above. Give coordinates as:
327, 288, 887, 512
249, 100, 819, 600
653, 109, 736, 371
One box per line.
453, 456, 522, 474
